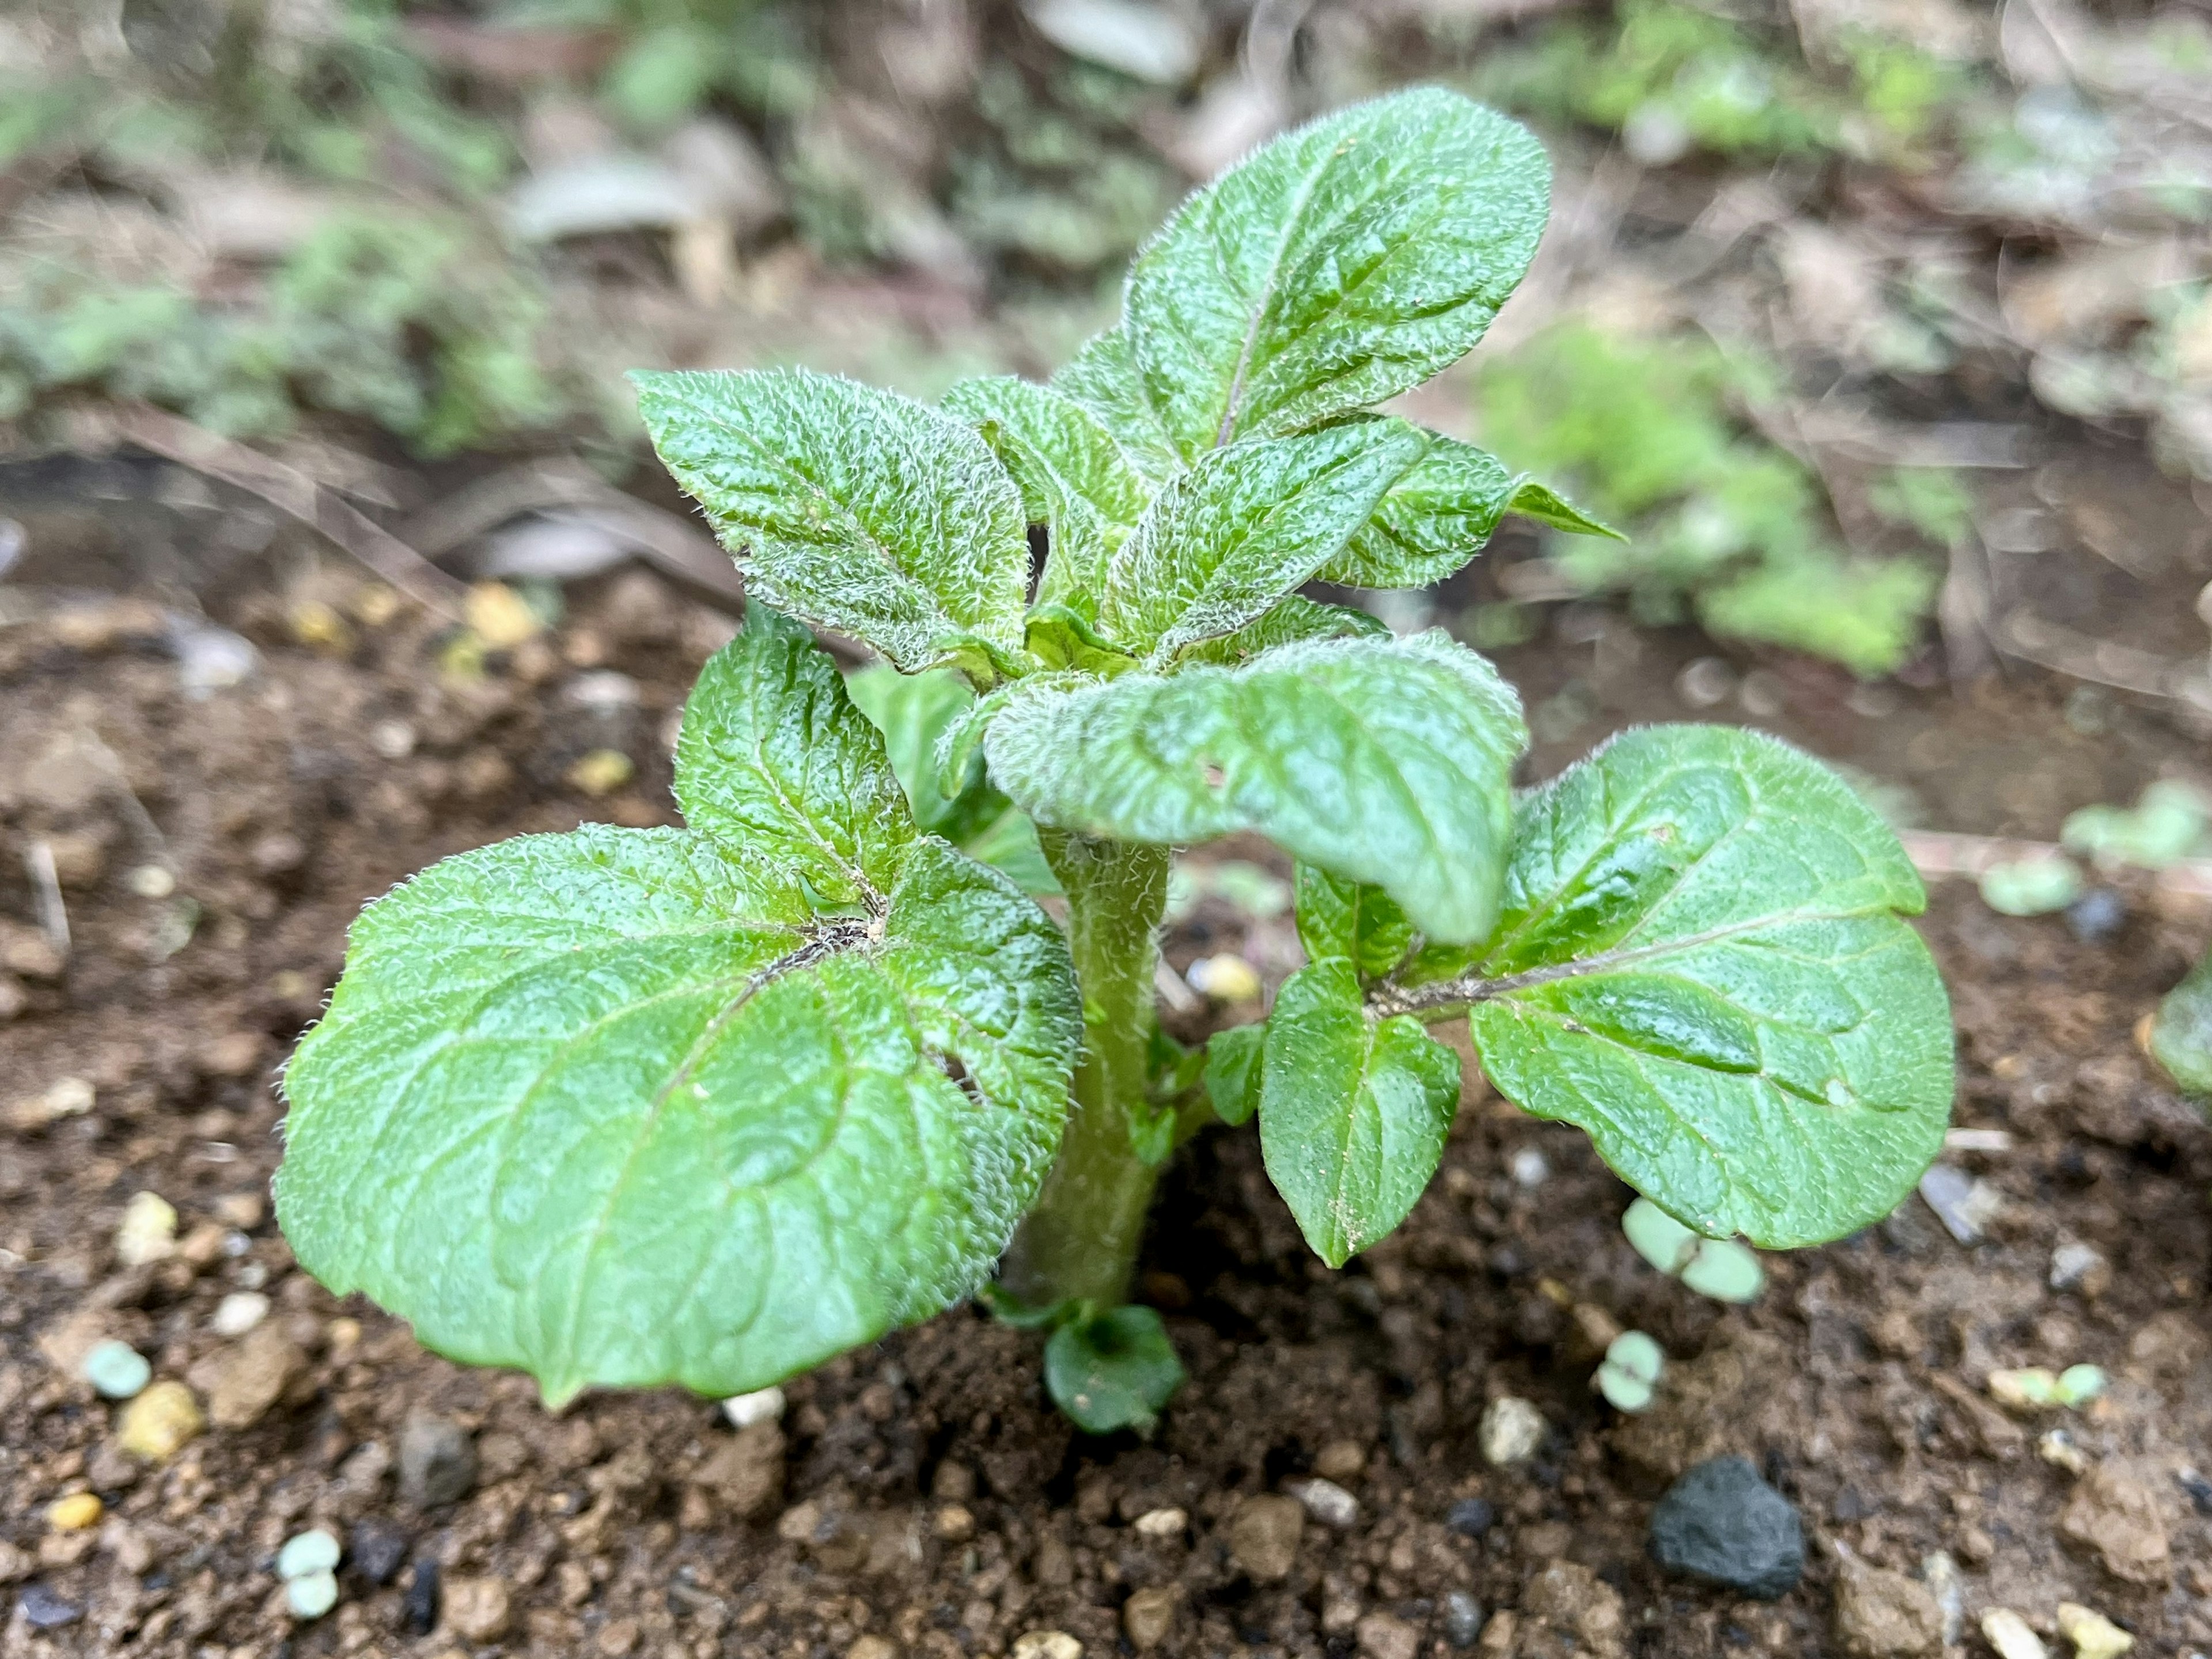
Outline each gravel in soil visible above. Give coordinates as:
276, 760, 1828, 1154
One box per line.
3, 564, 2211, 1657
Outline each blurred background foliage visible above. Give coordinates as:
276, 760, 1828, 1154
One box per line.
3, 0, 2210, 679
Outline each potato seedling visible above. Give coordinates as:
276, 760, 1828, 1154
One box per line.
275, 88, 1955, 1431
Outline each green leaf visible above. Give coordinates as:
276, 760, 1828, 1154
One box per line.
1465, 725, 1952, 1248
1024, 604, 1143, 677
1204, 1022, 1266, 1126
1172, 594, 1389, 667
1321, 423, 1619, 589
1100, 419, 1427, 662
1294, 863, 1415, 982
634, 368, 1031, 672
276, 618, 1082, 1406
942, 375, 1147, 611
1051, 324, 1183, 483
985, 630, 1526, 944
844, 664, 1003, 842
1123, 88, 1548, 459
1259, 959, 1462, 1266
2150, 954, 2212, 1097
1043, 1304, 1185, 1434
675, 607, 916, 905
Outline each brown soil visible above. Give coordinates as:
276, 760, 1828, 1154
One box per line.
4, 514, 2212, 1658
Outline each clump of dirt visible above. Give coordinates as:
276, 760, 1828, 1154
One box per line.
3, 563, 2210, 1658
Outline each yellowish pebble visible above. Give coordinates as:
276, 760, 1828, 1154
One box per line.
117, 1380, 204, 1462
47, 1493, 103, 1532
465, 581, 541, 649
115, 1190, 178, 1267
566, 748, 634, 798
2057, 1603, 2135, 1659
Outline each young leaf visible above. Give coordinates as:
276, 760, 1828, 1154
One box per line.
276, 615, 1082, 1406
1204, 1022, 1266, 1126
1294, 864, 1416, 982
1464, 726, 1952, 1249
2150, 954, 2212, 1097
1259, 958, 1461, 1266
1043, 1304, 1185, 1434
941, 375, 1147, 611
1172, 594, 1388, 667
1320, 424, 1619, 589
1099, 419, 1426, 662
1124, 88, 1548, 459
1051, 324, 1183, 482
633, 368, 1031, 672
984, 630, 1526, 944
676, 608, 916, 903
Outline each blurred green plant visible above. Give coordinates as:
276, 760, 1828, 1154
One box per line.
1473, 321, 1941, 674
0, 212, 573, 450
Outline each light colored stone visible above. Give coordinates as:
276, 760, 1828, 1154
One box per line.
1286, 1477, 1359, 1529
1132, 1506, 1186, 1539
1123, 1587, 1177, 1650
2056, 1603, 2134, 1659
847, 1638, 899, 1659
722, 1385, 785, 1429
1980, 1608, 2047, 1659
1356, 1612, 1418, 1659
1479, 1395, 1547, 1466
116, 1381, 203, 1463
2059, 1467, 2171, 1586
688, 1422, 784, 1519
1010, 1632, 1081, 1659
442, 1575, 513, 1643
211, 1291, 270, 1336
114, 1191, 177, 1267
1226, 1494, 1304, 1581
207, 1324, 305, 1430
1315, 1440, 1366, 1482
1834, 1557, 1944, 1657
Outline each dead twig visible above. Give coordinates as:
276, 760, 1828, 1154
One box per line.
103, 404, 470, 621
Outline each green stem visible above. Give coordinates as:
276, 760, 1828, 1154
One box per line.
999, 831, 1170, 1312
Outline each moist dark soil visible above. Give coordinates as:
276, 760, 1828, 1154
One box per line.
3, 503, 2212, 1658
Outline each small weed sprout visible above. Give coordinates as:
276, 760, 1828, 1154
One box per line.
275, 89, 1953, 1429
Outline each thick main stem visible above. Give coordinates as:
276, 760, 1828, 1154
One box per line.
998, 831, 1171, 1312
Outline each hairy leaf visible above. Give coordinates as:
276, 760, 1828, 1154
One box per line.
1051, 324, 1183, 482
676, 608, 916, 903
634, 368, 1031, 672
1100, 419, 1426, 661
277, 617, 1081, 1404
984, 631, 1525, 943
1465, 726, 1952, 1248
1203, 1022, 1266, 1126
1124, 88, 1548, 459
1295, 863, 1415, 982
942, 375, 1147, 611
1321, 423, 1619, 589
1173, 594, 1388, 667
1260, 958, 1461, 1266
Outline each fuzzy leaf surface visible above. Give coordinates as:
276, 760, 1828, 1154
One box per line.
1099, 419, 1425, 661
1260, 959, 1461, 1266
1465, 726, 1952, 1248
277, 616, 1081, 1404
942, 375, 1147, 611
634, 368, 1030, 671
1124, 88, 1548, 459
1321, 425, 1619, 588
1052, 325, 1183, 482
984, 630, 1526, 944
1173, 595, 1388, 667
1295, 863, 1416, 981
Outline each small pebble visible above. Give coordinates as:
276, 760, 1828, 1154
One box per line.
46, 1493, 102, 1532
286, 1569, 339, 1621
2050, 1241, 2110, 1296
933, 1504, 975, 1542
397, 1411, 477, 1508
1981, 1608, 2048, 1659
211, 1291, 271, 1336
1226, 1494, 1304, 1582
81, 1338, 151, 1400
566, 748, 634, 797
17, 1584, 81, 1630
440, 1572, 509, 1642
2039, 1429, 2090, 1474
1442, 1591, 1485, 1649
403, 1558, 441, 1634
114, 1190, 178, 1267
721, 1386, 785, 1429
1286, 1477, 1358, 1529
1479, 1396, 1546, 1467
1131, 1506, 1187, 1539
1123, 1587, 1177, 1650
276, 1529, 342, 1580
1918, 1165, 2002, 1244
116, 1380, 204, 1462
1185, 953, 1261, 1002
1445, 1497, 1495, 1538
2056, 1602, 2134, 1659
1011, 1633, 1082, 1659
1648, 1455, 1804, 1600
349, 1518, 410, 1586
1676, 656, 1734, 707
1508, 1147, 1549, 1187
2065, 887, 2128, 942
